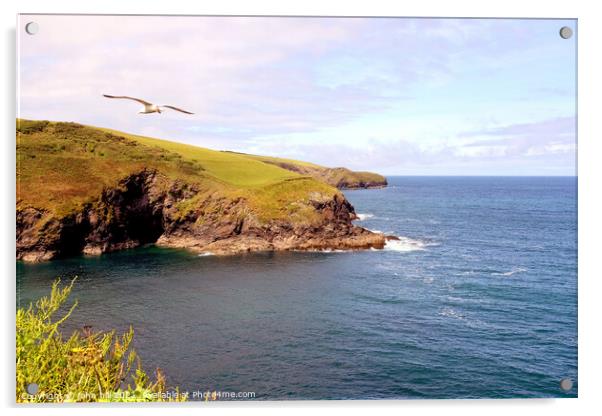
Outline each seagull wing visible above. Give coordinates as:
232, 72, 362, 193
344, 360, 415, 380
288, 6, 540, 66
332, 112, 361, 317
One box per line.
103, 94, 152, 106
161, 105, 194, 115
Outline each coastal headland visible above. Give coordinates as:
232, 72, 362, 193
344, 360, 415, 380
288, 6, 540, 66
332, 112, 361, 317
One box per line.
17, 120, 392, 262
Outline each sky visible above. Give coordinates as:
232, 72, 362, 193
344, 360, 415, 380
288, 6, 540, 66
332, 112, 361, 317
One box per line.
18, 15, 576, 175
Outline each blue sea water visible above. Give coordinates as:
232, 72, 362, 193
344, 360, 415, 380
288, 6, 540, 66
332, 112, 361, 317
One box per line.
16, 176, 577, 399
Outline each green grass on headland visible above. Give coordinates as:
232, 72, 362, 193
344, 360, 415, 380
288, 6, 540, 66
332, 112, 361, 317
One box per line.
16, 119, 383, 223
98, 127, 301, 188
241, 153, 387, 189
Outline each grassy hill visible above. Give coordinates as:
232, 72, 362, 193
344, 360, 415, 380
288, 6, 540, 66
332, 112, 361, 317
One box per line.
16, 119, 387, 261
17, 120, 333, 220
98, 128, 386, 189
223, 152, 387, 189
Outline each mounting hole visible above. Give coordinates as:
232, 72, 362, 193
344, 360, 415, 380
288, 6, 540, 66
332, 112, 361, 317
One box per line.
560, 378, 573, 391
559, 26, 573, 39
25, 22, 39, 35
26, 382, 39, 395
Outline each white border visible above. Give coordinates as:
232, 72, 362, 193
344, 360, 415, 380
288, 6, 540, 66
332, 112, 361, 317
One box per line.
3, 1, 601, 415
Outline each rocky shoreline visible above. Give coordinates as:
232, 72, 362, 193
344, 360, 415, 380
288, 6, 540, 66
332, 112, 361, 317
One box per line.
17, 169, 391, 262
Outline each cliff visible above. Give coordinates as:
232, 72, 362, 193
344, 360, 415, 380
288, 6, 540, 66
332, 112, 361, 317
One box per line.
16, 120, 389, 262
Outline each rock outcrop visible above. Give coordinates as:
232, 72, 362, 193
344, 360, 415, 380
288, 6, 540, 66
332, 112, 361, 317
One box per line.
16, 169, 386, 262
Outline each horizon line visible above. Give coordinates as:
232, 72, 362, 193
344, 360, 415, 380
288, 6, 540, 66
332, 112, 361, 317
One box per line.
16, 119, 577, 178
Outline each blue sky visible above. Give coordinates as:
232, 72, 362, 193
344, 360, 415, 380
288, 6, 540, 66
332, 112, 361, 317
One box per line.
18, 16, 576, 175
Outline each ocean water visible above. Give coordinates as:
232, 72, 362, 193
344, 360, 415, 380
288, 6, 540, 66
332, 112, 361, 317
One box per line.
16, 176, 578, 399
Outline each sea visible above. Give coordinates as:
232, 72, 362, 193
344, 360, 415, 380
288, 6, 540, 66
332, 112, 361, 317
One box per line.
16, 176, 578, 400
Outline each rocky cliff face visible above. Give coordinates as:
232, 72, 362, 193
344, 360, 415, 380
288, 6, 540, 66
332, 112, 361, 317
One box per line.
16, 169, 386, 262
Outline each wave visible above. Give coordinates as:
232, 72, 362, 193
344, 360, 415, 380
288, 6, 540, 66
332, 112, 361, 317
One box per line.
438, 306, 489, 329
385, 236, 431, 252
492, 267, 527, 277
355, 213, 374, 221
295, 248, 348, 253
439, 306, 464, 320
454, 270, 476, 276
198, 252, 214, 257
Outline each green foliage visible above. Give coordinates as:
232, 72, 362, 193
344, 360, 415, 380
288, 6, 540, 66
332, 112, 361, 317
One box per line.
16, 279, 186, 402
247, 177, 339, 223
16, 119, 50, 134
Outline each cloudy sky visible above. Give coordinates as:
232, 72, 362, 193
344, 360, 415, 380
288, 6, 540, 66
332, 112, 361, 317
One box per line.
18, 15, 576, 175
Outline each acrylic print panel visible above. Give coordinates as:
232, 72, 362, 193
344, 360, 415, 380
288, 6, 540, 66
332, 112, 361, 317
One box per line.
16, 15, 577, 402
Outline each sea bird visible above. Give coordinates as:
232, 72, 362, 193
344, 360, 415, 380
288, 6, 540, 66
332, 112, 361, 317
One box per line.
102, 94, 194, 115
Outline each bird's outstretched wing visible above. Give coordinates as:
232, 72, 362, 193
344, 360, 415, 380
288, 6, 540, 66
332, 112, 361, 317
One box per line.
161, 105, 194, 115
103, 94, 152, 105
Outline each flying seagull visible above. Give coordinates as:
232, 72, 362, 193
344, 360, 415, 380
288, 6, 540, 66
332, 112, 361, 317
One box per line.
102, 94, 194, 115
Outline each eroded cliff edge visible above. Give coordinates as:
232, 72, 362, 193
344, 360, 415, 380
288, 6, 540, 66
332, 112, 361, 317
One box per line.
17, 120, 389, 262
17, 170, 385, 261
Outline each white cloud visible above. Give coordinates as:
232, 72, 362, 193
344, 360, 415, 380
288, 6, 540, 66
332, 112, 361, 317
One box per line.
18, 16, 576, 175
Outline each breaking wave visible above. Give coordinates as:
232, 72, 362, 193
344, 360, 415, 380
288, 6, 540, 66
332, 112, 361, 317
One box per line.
356, 213, 374, 221
492, 267, 527, 277
385, 236, 434, 252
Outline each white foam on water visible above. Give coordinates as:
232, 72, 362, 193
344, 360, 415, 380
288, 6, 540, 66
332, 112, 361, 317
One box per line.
439, 307, 464, 320
454, 270, 476, 276
355, 213, 374, 221
492, 267, 527, 277
385, 236, 432, 252
295, 248, 348, 253
198, 252, 214, 257
439, 307, 489, 329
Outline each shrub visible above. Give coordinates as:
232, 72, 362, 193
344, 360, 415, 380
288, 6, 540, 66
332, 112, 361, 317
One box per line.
16, 279, 186, 402
16, 120, 49, 134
